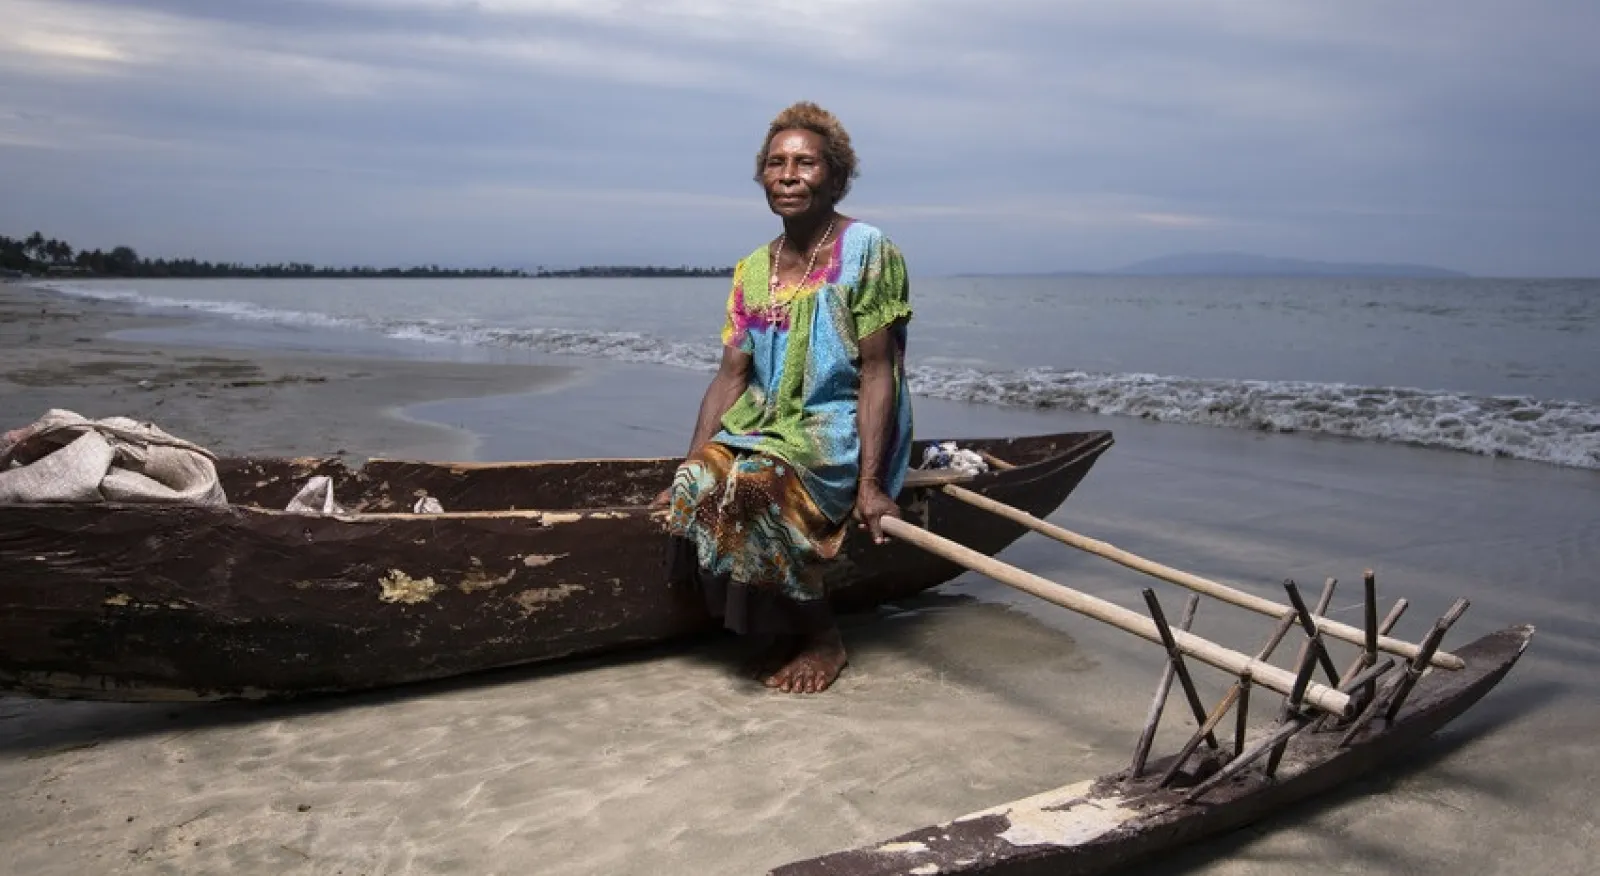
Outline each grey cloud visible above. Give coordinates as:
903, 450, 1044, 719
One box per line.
0, 0, 1596, 275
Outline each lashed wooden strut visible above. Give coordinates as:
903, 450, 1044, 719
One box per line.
1129, 594, 1200, 779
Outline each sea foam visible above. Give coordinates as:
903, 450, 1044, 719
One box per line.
903, 365, 1600, 470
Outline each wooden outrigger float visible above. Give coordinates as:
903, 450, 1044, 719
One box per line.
773, 468, 1533, 876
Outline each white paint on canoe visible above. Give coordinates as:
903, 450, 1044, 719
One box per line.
378, 570, 442, 604
513, 582, 586, 615
997, 792, 1140, 848
875, 841, 929, 854
520, 553, 568, 567
458, 561, 518, 594
948, 778, 1142, 848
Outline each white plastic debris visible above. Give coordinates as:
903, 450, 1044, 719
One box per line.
919, 441, 990, 476
412, 496, 444, 514
285, 475, 346, 515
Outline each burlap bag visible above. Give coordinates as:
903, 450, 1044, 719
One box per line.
0, 409, 227, 506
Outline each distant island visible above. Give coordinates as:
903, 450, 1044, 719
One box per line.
1112, 252, 1468, 278
0, 231, 731, 280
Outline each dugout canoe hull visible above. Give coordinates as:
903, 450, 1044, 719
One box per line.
772, 623, 1534, 876
0, 430, 1113, 701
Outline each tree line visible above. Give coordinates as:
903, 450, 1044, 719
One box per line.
1, 231, 732, 279
534, 265, 734, 278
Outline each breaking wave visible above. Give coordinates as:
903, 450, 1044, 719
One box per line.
31, 281, 367, 332
34, 281, 1600, 470
902, 366, 1600, 471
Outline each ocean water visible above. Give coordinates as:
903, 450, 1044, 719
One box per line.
32, 274, 1600, 470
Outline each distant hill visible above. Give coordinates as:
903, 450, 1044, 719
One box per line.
1115, 252, 1468, 278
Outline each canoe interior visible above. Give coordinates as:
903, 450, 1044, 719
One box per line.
214, 432, 1110, 513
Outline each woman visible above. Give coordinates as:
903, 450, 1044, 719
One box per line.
654, 101, 914, 695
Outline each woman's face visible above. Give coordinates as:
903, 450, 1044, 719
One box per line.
762, 128, 834, 220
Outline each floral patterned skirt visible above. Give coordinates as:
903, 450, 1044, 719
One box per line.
664, 442, 847, 635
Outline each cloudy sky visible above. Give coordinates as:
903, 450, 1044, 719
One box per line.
1, 0, 1595, 276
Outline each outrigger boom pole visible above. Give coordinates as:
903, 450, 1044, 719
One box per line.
878, 517, 1355, 718
938, 484, 1463, 672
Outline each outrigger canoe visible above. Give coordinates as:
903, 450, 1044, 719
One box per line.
0, 430, 1113, 701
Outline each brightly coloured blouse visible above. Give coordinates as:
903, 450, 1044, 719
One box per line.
713, 221, 914, 523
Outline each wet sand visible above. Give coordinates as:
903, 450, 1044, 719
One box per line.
0, 283, 575, 462
1, 282, 1596, 875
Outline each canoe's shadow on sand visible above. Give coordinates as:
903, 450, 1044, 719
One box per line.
0, 600, 1565, 875
0, 590, 997, 756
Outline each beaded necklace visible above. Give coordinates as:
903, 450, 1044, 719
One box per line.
769, 216, 836, 296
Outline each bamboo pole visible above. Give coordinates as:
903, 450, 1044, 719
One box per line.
1384, 599, 1470, 722
1313, 598, 1408, 732
1129, 595, 1199, 779
1143, 591, 1221, 751
1345, 598, 1408, 686
1158, 609, 1298, 786
1266, 640, 1323, 776
1338, 598, 1470, 747
1188, 656, 1396, 802
938, 484, 1463, 671
1283, 580, 1342, 686
1341, 658, 1397, 700
1361, 571, 1381, 705
977, 450, 1016, 471
1336, 675, 1397, 749
1158, 677, 1240, 788
878, 516, 1354, 717
1234, 677, 1251, 757
1186, 717, 1309, 803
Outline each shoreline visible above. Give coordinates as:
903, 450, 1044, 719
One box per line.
0, 282, 575, 462
21, 275, 1599, 473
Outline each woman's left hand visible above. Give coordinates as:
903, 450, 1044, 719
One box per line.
853, 482, 901, 545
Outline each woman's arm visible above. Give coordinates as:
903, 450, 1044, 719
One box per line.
652, 347, 751, 507
688, 346, 752, 457
853, 325, 902, 542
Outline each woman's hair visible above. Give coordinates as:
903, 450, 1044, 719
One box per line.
754, 101, 860, 203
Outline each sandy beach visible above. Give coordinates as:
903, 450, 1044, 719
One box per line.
0, 283, 575, 463
2, 281, 1597, 876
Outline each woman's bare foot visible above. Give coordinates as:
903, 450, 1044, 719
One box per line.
764, 626, 848, 694
741, 634, 801, 680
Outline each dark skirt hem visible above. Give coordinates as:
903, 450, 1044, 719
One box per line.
668, 537, 834, 637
